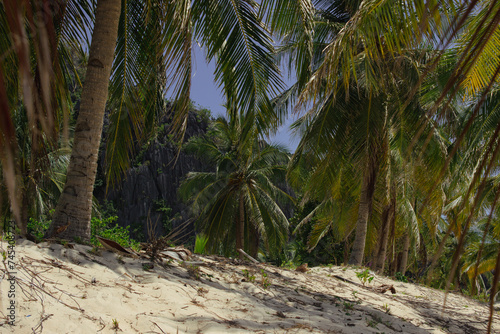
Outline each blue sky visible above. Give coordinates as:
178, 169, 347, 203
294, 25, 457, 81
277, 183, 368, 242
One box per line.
186, 45, 301, 152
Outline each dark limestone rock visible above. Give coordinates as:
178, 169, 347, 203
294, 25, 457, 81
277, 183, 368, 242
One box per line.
96, 110, 212, 243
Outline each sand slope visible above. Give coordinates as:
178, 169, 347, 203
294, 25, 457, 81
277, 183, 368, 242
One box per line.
0, 239, 497, 333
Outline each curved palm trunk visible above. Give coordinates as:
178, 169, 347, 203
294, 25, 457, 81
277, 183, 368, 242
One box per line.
49, 0, 121, 241
349, 157, 378, 265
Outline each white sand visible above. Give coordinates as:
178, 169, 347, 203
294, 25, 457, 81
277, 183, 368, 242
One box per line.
0, 239, 497, 333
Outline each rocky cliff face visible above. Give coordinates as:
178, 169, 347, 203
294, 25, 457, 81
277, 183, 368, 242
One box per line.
96, 109, 211, 243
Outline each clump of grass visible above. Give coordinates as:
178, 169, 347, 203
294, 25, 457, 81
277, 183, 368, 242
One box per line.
343, 301, 354, 311
260, 269, 271, 289
197, 287, 208, 297
142, 263, 154, 271
242, 269, 256, 282
187, 264, 201, 280
111, 319, 119, 330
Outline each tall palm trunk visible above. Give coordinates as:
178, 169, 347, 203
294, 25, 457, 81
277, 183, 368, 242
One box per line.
374, 185, 395, 273
398, 232, 411, 274
343, 237, 350, 265
19, 190, 29, 236
49, 0, 121, 241
236, 189, 245, 258
349, 156, 378, 265
374, 201, 394, 273
417, 232, 427, 276
248, 221, 260, 258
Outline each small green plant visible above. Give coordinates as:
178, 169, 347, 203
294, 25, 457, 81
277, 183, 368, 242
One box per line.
395, 272, 408, 283
111, 318, 119, 330
383, 303, 391, 314
280, 260, 297, 270
242, 269, 256, 282
73, 236, 84, 244
368, 313, 384, 328
343, 301, 354, 311
194, 234, 209, 254
356, 269, 374, 286
367, 319, 378, 328
260, 269, 271, 289
142, 263, 154, 271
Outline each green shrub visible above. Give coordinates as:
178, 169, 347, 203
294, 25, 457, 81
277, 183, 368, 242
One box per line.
27, 217, 51, 242
90, 216, 140, 250
395, 272, 408, 282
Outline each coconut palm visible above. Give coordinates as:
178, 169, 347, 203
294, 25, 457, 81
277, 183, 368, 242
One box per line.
288, 36, 454, 265
179, 109, 291, 258
47, 0, 121, 239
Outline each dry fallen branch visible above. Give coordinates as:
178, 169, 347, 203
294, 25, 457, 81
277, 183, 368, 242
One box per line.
31, 313, 53, 334
237, 249, 259, 264
96, 236, 138, 258
151, 321, 168, 334
375, 284, 396, 294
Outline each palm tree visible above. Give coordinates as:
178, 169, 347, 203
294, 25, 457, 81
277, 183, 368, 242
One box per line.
48, 0, 283, 241
179, 109, 291, 258
48, 0, 121, 239
288, 43, 450, 266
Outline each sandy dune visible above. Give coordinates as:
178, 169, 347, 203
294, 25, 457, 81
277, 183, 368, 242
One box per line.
0, 239, 497, 333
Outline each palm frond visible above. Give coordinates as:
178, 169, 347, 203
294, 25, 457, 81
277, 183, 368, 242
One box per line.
192, 0, 283, 132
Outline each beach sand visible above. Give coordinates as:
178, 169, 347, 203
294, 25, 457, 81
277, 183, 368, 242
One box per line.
1, 239, 497, 333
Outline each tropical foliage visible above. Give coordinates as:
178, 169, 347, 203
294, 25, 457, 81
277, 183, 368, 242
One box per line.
2, 0, 500, 332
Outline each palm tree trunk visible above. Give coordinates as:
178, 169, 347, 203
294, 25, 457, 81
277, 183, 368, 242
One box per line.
248, 221, 259, 258
349, 157, 378, 266
398, 232, 411, 274
49, 0, 121, 241
19, 189, 29, 236
236, 190, 245, 258
343, 237, 350, 265
375, 201, 394, 273
417, 233, 428, 277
